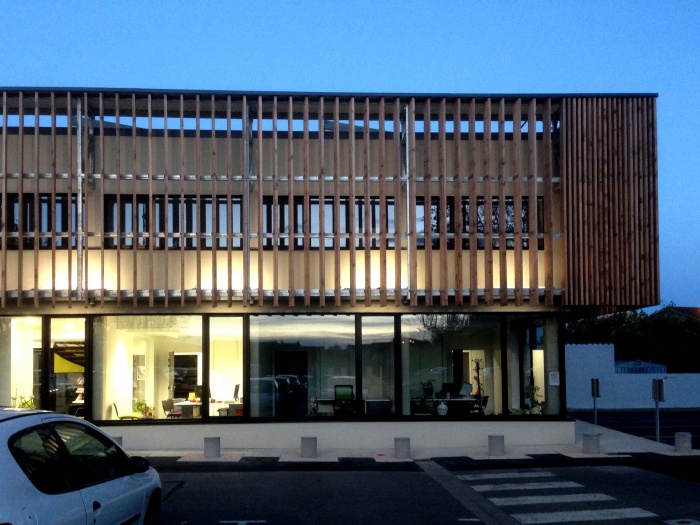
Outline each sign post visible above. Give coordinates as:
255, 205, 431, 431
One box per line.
652, 379, 665, 442
591, 378, 601, 425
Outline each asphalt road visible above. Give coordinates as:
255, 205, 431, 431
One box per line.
152, 453, 700, 525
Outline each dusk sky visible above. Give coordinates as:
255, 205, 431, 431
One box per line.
2, 1, 698, 309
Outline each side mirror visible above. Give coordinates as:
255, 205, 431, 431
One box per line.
129, 456, 150, 474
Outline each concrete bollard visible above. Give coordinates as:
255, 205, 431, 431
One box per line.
301, 436, 318, 458
204, 437, 221, 458
582, 433, 601, 454
394, 437, 411, 459
488, 435, 505, 456
675, 432, 692, 454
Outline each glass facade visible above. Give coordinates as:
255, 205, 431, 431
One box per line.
0, 312, 562, 423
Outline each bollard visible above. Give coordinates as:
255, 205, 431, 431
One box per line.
488, 435, 505, 456
204, 437, 221, 458
112, 436, 123, 447
395, 437, 411, 459
582, 433, 601, 454
301, 436, 318, 458
675, 432, 692, 454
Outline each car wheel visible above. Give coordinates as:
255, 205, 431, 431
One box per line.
143, 492, 161, 525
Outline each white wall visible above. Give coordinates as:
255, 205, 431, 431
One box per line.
565, 344, 700, 409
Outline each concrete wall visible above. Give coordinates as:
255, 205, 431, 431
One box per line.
565, 344, 700, 410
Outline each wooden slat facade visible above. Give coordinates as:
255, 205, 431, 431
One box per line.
0, 89, 659, 311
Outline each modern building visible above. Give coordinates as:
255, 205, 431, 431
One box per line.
0, 89, 659, 450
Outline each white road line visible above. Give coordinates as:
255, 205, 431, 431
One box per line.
470, 481, 582, 492
512, 507, 657, 524
489, 493, 616, 506
459, 472, 556, 481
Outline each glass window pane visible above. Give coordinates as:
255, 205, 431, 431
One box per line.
0, 317, 42, 410
250, 315, 355, 418
92, 316, 203, 421
362, 317, 394, 415
209, 317, 244, 418
50, 318, 86, 416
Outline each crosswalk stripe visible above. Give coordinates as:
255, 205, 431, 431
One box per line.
511, 507, 657, 524
489, 493, 616, 506
458, 471, 556, 481
471, 481, 582, 492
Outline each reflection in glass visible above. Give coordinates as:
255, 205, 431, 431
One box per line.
362, 316, 394, 415
250, 315, 355, 418
0, 317, 42, 410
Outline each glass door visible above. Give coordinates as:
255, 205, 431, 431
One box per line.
49, 318, 86, 416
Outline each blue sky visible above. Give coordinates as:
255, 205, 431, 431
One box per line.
2, 1, 699, 308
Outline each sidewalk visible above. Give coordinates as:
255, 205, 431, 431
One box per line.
128, 420, 698, 464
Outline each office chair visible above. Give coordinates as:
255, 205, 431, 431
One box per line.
112, 403, 140, 420
161, 399, 182, 418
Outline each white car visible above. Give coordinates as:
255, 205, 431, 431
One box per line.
0, 408, 161, 525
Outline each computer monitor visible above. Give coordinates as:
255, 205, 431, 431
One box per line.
335, 385, 354, 401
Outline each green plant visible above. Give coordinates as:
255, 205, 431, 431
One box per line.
135, 400, 154, 417
524, 384, 542, 409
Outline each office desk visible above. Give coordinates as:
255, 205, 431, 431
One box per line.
174, 401, 201, 418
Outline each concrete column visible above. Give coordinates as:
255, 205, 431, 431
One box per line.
204, 437, 221, 458
488, 435, 505, 456
582, 433, 601, 454
395, 437, 411, 459
301, 436, 317, 458
675, 432, 692, 454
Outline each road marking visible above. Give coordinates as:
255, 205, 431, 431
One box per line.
459, 472, 556, 481
512, 507, 657, 523
470, 481, 582, 492
489, 493, 616, 506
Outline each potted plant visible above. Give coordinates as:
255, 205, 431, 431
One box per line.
135, 400, 154, 418
524, 384, 543, 414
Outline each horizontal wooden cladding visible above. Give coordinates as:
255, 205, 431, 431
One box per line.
561, 97, 660, 308
0, 89, 592, 309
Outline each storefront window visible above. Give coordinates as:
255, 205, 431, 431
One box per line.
209, 317, 244, 418
50, 318, 86, 416
0, 317, 42, 410
401, 314, 498, 417
249, 315, 355, 418
362, 316, 395, 415
92, 316, 202, 421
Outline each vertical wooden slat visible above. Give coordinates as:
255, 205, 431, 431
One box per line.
408, 98, 417, 306
17, 92, 25, 307
651, 98, 660, 304
378, 97, 387, 307
318, 97, 326, 306
148, 94, 155, 307
483, 98, 493, 306
131, 93, 138, 307
512, 98, 523, 306
348, 97, 356, 306
179, 95, 186, 307
163, 94, 170, 308
195, 95, 202, 306
393, 98, 402, 306
561, 98, 571, 306
51, 92, 58, 307
287, 96, 295, 306
272, 96, 280, 306
423, 99, 432, 306
82, 93, 90, 307
211, 95, 219, 307
0, 92, 6, 308
33, 92, 40, 307
303, 97, 311, 306
226, 95, 233, 307
333, 97, 341, 306
115, 93, 122, 305
498, 99, 508, 305
438, 98, 448, 305
543, 98, 554, 306
468, 98, 478, 306
363, 98, 371, 306
528, 99, 539, 305
242, 96, 250, 306
257, 96, 265, 306
453, 98, 464, 306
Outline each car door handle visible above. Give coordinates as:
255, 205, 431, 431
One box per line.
93, 501, 101, 512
